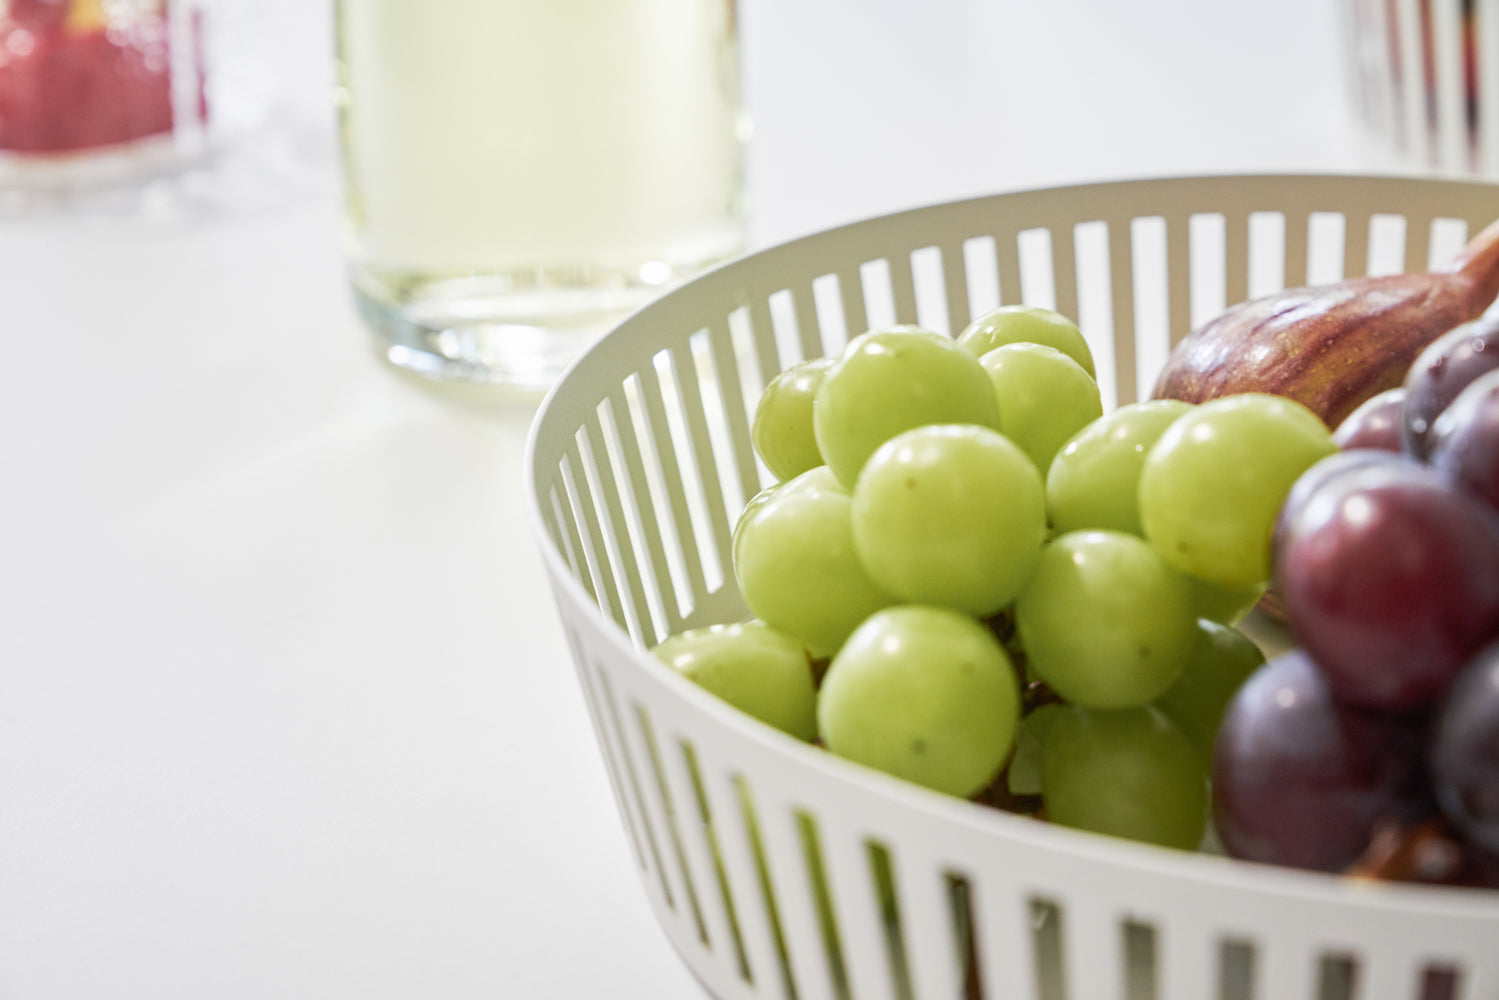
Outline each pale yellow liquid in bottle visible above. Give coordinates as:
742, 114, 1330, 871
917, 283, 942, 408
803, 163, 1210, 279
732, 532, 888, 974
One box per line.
337, 0, 746, 385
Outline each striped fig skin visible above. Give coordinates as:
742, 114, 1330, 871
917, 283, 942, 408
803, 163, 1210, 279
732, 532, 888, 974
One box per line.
1152, 218, 1499, 430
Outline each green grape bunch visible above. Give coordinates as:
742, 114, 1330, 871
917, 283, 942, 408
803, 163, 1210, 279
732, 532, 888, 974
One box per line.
652, 307, 1321, 856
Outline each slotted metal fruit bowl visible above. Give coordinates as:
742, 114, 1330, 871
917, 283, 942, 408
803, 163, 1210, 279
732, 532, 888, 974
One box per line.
525, 173, 1499, 1000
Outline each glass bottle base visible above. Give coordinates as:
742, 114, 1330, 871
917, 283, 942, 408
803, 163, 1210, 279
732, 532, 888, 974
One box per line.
351, 258, 732, 390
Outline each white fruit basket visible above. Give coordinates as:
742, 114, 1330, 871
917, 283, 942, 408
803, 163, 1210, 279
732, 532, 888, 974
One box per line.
526, 174, 1499, 1000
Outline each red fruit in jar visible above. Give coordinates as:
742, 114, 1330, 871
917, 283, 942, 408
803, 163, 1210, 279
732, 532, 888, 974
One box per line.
7, 0, 70, 33
0, 3, 201, 154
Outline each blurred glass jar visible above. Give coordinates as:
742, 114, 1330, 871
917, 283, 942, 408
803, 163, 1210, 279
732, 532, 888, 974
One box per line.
335, 0, 748, 389
0, 0, 334, 219
1341, 0, 1494, 175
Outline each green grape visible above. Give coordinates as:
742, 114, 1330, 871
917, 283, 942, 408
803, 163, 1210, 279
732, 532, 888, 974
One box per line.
1138, 393, 1337, 589
1046, 399, 1194, 536
979, 342, 1103, 476
850, 424, 1047, 617
1006, 701, 1064, 797
1015, 530, 1197, 708
813, 326, 1001, 488
1153, 617, 1266, 763
1188, 576, 1266, 626
654, 621, 818, 741
818, 605, 1020, 798
957, 304, 1096, 377
1040, 704, 1209, 851
752, 357, 834, 482
733, 466, 894, 658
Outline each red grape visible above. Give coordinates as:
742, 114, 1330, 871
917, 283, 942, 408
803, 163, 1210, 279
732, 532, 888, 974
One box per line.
1427, 368, 1499, 518
1213, 650, 1433, 872
1274, 458, 1499, 709
1332, 387, 1406, 452
1464, 842, 1499, 888
1402, 316, 1499, 460
1273, 449, 1399, 554
1430, 641, 1499, 854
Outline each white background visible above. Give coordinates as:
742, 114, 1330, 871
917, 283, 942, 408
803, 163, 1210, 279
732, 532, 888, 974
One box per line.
0, 2, 1418, 998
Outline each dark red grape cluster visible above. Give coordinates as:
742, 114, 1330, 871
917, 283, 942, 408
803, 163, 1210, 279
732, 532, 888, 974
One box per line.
1212, 317, 1499, 887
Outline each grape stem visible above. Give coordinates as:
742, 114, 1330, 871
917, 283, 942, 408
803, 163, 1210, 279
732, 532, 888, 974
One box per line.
1022, 679, 1062, 713
1344, 817, 1467, 885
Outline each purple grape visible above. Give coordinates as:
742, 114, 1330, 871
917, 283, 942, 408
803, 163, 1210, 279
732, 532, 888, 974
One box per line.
1464, 841, 1499, 888
1332, 387, 1407, 453
1427, 368, 1499, 518
1259, 450, 1414, 625
1273, 449, 1408, 555
1274, 459, 1499, 710
1431, 641, 1499, 854
1213, 650, 1433, 872
1402, 315, 1499, 460
1265, 452, 1403, 626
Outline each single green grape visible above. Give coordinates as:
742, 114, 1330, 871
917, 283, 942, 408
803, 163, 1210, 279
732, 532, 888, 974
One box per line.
957, 304, 1096, 377
850, 424, 1047, 617
1006, 701, 1064, 797
752, 357, 834, 482
818, 605, 1020, 798
1046, 399, 1194, 536
1138, 393, 1337, 589
1015, 530, 1197, 708
1153, 617, 1267, 763
979, 343, 1103, 475
733, 466, 894, 658
1188, 576, 1267, 626
813, 326, 1001, 488
653, 621, 818, 741
1040, 703, 1209, 851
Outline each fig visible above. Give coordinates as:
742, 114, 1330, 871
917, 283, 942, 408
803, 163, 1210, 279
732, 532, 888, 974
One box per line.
1152, 218, 1499, 430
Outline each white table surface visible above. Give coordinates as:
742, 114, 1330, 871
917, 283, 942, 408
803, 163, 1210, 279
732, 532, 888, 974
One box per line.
0, 2, 1407, 998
